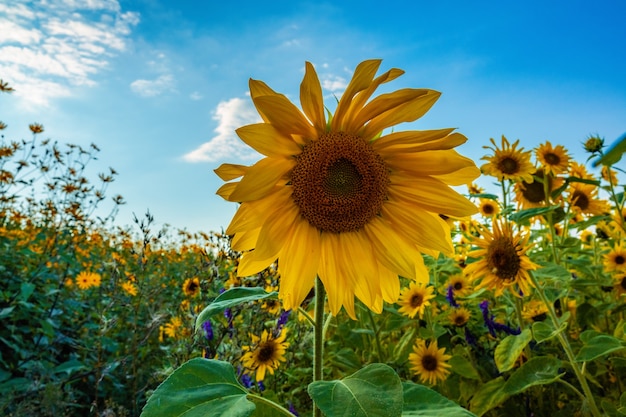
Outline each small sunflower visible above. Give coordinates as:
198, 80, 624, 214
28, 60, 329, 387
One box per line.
163, 316, 184, 339
601, 166, 619, 186
29, 123, 44, 134
603, 243, 626, 273
216, 59, 479, 318
241, 329, 289, 381
614, 274, 626, 297
447, 273, 472, 296
521, 300, 548, 322
261, 298, 281, 315
182, 277, 201, 297
465, 220, 539, 296
121, 281, 138, 296
409, 339, 452, 385
477, 198, 500, 218
449, 307, 471, 327
535, 141, 570, 175
567, 183, 610, 216
397, 282, 435, 319
480, 136, 535, 183
514, 171, 562, 210
568, 161, 594, 180
75, 271, 100, 290
467, 182, 485, 196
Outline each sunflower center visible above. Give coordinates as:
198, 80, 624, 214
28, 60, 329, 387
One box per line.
572, 190, 589, 210
258, 342, 276, 362
520, 172, 548, 204
410, 294, 424, 308
291, 132, 389, 233
482, 203, 495, 215
453, 314, 468, 326
615, 255, 625, 266
453, 282, 463, 291
621, 277, 626, 290
544, 152, 560, 165
487, 236, 521, 281
421, 354, 438, 371
498, 157, 519, 175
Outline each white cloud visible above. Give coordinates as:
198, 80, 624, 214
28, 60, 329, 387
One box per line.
0, 1, 139, 107
130, 74, 176, 97
189, 91, 203, 100
321, 74, 347, 93
183, 97, 262, 163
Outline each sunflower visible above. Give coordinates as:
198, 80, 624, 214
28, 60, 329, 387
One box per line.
241, 329, 289, 381
480, 136, 535, 183
215, 60, 479, 318
569, 161, 593, 180
477, 198, 500, 218
163, 316, 184, 339
467, 182, 485, 196
409, 339, 452, 385
521, 300, 548, 322
514, 170, 561, 210
614, 274, 626, 297
567, 183, 610, 217
121, 281, 138, 296
464, 220, 539, 296
449, 307, 471, 327
535, 141, 570, 175
75, 271, 100, 290
601, 166, 619, 186
603, 243, 626, 273
182, 277, 201, 297
447, 273, 472, 296
397, 282, 435, 319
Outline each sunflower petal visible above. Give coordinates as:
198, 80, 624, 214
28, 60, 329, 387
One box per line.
230, 228, 260, 251
216, 182, 237, 200
386, 150, 480, 177
252, 193, 299, 260
374, 130, 465, 152
214, 163, 249, 181
249, 79, 281, 123
253, 95, 316, 141
300, 62, 326, 135
388, 177, 478, 217
228, 157, 295, 202
432, 165, 482, 186
237, 250, 277, 277
236, 123, 302, 157
278, 218, 320, 311
332, 59, 382, 131
318, 233, 355, 316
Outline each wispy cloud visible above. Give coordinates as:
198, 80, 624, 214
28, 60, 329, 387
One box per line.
130, 74, 176, 97
0, 1, 139, 107
183, 97, 262, 163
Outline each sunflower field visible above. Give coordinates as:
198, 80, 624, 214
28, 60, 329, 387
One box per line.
1, 61, 625, 417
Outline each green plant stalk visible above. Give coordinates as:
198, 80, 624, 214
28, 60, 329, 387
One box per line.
367, 308, 384, 362
529, 271, 601, 417
542, 173, 560, 264
313, 276, 326, 417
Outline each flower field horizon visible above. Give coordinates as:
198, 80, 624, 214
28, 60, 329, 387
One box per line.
2, 70, 626, 417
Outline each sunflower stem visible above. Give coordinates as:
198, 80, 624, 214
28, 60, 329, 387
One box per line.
528, 270, 602, 417
366, 308, 385, 362
313, 276, 326, 417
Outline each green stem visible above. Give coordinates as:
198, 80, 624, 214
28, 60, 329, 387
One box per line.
313, 277, 326, 417
367, 308, 384, 362
529, 271, 601, 417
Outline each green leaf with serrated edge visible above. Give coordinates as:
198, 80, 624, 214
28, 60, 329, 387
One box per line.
576, 335, 626, 362
247, 394, 296, 417
307, 363, 403, 417
448, 355, 480, 380
468, 377, 506, 416
495, 329, 532, 373
401, 381, 477, 416
140, 358, 255, 417
501, 356, 563, 396
195, 287, 277, 332
532, 312, 569, 343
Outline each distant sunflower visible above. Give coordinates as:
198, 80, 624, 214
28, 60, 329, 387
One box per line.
535, 141, 570, 175
409, 339, 452, 385
121, 281, 138, 296
569, 161, 593, 180
241, 329, 289, 381
447, 273, 472, 296
163, 316, 184, 339
514, 171, 561, 209
182, 277, 201, 297
480, 136, 535, 183
567, 183, 610, 216
75, 271, 100, 290
478, 198, 500, 218
601, 166, 619, 186
467, 182, 484, 196
465, 220, 539, 296
522, 300, 548, 322
397, 282, 435, 319
449, 307, 471, 327
603, 243, 626, 273
614, 274, 626, 297
215, 59, 479, 317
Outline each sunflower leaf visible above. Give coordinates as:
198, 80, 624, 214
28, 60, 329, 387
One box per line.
468, 377, 507, 416
495, 329, 532, 373
500, 356, 564, 396
509, 205, 561, 225
575, 334, 626, 362
401, 381, 477, 416
307, 363, 403, 417
593, 132, 626, 167
195, 287, 277, 332
140, 358, 255, 417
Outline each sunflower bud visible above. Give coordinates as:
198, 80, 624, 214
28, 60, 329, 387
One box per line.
583, 135, 604, 154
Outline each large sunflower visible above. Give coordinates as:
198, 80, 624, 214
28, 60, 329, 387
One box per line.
535, 141, 570, 175
513, 170, 562, 210
408, 339, 452, 385
241, 329, 289, 381
464, 220, 539, 296
216, 60, 479, 317
480, 136, 535, 183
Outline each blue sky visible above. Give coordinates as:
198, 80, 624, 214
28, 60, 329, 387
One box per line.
1, 0, 625, 234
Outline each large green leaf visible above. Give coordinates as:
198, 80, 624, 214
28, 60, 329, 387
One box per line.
593, 132, 626, 167
140, 358, 255, 417
195, 287, 277, 331
247, 394, 297, 417
449, 355, 481, 380
495, 329, 532, 373
308, 363, 403, 417
576, 334, 626, 362
402, 381, 477, 416
532, 312, 570, 343
469, 377, 507, 416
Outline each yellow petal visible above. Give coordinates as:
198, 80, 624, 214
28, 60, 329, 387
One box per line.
377, 264, 401, 303
228, 157, 295, 202
332, 59, 382, 131
318, 233, 354, 316
249, 79, 281, 123
214, 163, 249, 181
300, 62, 326, 135
382, 201, 453, 255
237, 250, 277, 277
385, 150, 478, 177
361, 90, 441, 140
251, 191, 299, 260
226, 187, 292, 235
216, 182, 237, 200
253, 95, 316, 141
374, 130, 465, 152
432, 165, 481, 186
278, 218, 320, 311
236, 124, 302, 157
388, 177, 478, 218
231, 228, 260, 251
